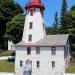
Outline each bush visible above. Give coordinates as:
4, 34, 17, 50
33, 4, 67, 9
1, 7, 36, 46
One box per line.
0, 50, 15, 56
8, 57, 15, 62
11, 51, 15, 56
71, 51, 75, 61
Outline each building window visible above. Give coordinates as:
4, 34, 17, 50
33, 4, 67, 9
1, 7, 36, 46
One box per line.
27, 47, 31, 55
29, 22, 33, 29
20, 61, 23, 67
52, 61, 55, 68
30, 9, 33, 16
37, 61, 40, 68
36, 47, 40, 54
28, 34, 32, 42
51, 47, 56, 55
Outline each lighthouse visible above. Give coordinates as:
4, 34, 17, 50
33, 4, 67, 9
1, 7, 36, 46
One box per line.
22, 0, 46, 43
15, 0, 70, 75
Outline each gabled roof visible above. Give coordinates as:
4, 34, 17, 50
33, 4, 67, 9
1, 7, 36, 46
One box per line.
16, 34, 69, 47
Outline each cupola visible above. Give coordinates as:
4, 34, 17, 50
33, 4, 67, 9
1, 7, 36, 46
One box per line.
25, 0, 45, 11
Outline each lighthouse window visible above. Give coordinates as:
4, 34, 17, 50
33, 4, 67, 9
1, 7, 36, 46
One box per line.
29, 22, 33, 29
28, 34, 32, 42
51, 47, 56, 55
36, 47, 40, 54
20, 61, 23, 67
30, 9, 33, 16
37, 61, 40, 68
27, 47, 31, 55
52, 61, 55, 68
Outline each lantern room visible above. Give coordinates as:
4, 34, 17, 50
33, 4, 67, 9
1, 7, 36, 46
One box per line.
25, 0, 45, 11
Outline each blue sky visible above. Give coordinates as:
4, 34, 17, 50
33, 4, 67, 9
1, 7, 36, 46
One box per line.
16, 0, 75, 27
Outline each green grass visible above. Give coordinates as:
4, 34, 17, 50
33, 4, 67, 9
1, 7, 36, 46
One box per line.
0, 50, 15, 56
66, 61, 75, 73
0, 60, 75, 73
0, 60, 15, 72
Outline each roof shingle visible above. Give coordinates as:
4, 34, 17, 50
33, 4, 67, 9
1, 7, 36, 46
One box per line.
16, 34, 69, 47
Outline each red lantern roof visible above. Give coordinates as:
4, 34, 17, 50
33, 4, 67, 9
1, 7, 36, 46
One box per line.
31, 0, 41, 4
25, 0, 45, 10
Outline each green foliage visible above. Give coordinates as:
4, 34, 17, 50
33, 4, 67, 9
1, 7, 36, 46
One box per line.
0, 0, 23, 21
71, 44, 75, 51
66, 61, 75, 73
71, 4, 75, 10
0, 0, 23, 49
71, 51, 75, 59
60, 4, 75, 51
6, 14, 25, 44
46, 12, 59, 35
66, 5, 75, 51
0, 50, 15, 56
60, 0, 68, 33
46, 27, 55, 35
61, 0, 67, 15
53, 12, 59, 34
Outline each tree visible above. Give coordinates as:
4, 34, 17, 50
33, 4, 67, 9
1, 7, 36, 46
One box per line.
5, 14, 25, 44
0, 0, 23, 49
71, 4, 75, 10
62, 4, 75, 51
46, 27, 55, 35
60, 0, 68, 33
53, 12, 59, 34
67, 6, 75, 51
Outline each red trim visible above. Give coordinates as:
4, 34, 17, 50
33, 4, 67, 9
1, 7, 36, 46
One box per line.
31, 0, 41, 4
25, 2, 45, 10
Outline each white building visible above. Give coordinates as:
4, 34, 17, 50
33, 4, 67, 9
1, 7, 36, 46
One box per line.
8, 40, 15, 50
15, 0, 71, 75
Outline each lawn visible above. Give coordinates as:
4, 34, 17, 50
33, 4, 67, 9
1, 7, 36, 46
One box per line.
0, 61, 75, 73
0, 50, 15, 56
0, 60, 15, 72
66, 61, 75, 73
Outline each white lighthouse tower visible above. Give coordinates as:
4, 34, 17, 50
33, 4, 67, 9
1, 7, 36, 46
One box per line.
22, 0, 46, 43
15, 0, 70, 75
